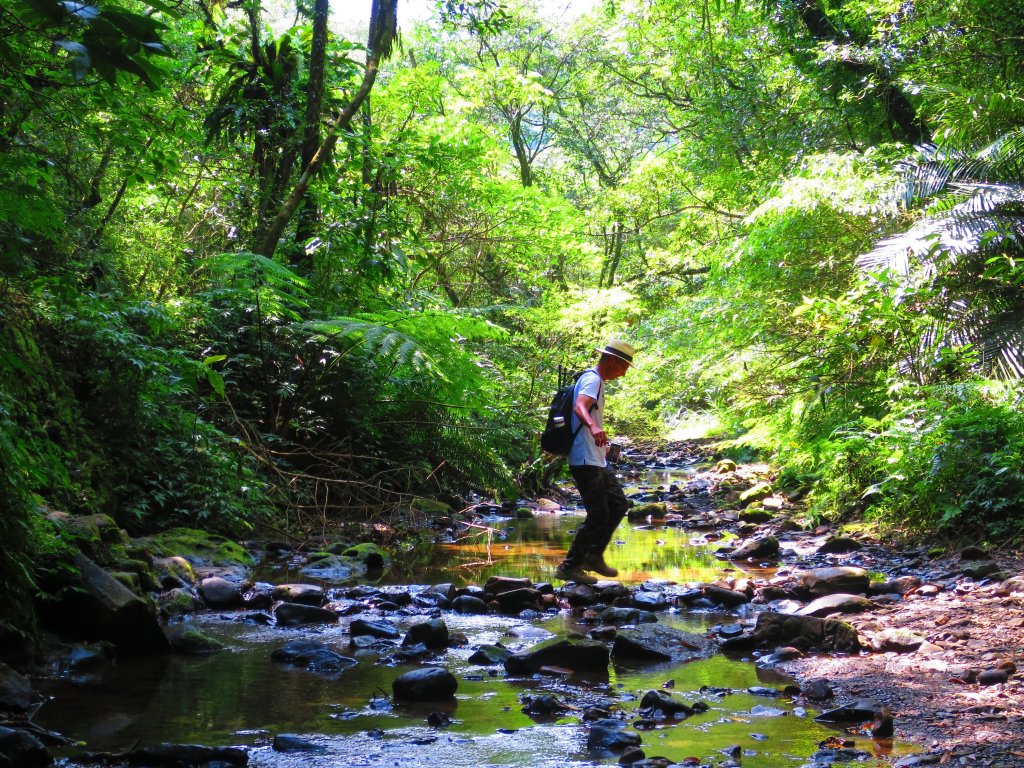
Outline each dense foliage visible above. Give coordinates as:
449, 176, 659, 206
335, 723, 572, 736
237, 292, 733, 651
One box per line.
3, 0, 1024, 643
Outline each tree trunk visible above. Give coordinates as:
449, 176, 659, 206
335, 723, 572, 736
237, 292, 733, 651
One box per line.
293, 0, 330, 259
258, 0, 398, 259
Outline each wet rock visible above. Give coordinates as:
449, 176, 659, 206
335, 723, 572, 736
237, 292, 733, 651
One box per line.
452, 594, 489, 615
750, 704, 787, 717
105, 743, 247, 766
600, 607, 657, 625
274, 602, 338, 627
521, 694, 573, 718
715, 459, 737, 473
587, 719, 642, 752
392, 668, 458, 701
796, 593, 873, 618
494, 587, 543, 612
632, 590, 668, 611
814, 698, 887, 725
720, 612, 860, 653
806, 747, 873, 765
638, 690, 694, 719
612, 624, 717, 663
700, 585, 751, 608
271, 640, 357, 673
427, 712, 452, 728
816, 537, 862, 554
869, 627, 925, 653
0, 726, 51, 767
272, 734, 326, 753
618, 745, 645, 764
271, 584, 324, 606
801, 678, 834, 700
483, 576, 533, 597
504, 638, 610, 675
468, 644, 512, 665
241, 582, 274, 609
350, 618, 401, 640
562, 584, 598, 607
0, 664, 34, 712
402, 619, 449, 650
199, 576, 244, 608
799, 567, 870, 597
727, 536, 780, 561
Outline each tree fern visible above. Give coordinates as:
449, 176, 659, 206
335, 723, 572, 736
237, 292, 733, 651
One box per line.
856, 130, 1024, 379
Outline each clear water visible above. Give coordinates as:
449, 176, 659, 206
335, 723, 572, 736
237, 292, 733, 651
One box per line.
36, 466, 911, 767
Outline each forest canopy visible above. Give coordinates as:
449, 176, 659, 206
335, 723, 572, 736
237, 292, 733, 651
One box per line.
2, 0, 1024, 641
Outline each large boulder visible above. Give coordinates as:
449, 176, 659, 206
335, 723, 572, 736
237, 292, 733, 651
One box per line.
271, 584, 324, 606
612, 624, 717, 663
720, 612, 860, 654
402, 619, 449, 650
0, 726, 52, 767
0, 664, 34, 712
504, 638, 610, 675
42, 554, 168, 652
198, 577, 243, 609
135, 528, 253, 570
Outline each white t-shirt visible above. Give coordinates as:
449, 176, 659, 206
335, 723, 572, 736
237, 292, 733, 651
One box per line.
568, 369, 605, 467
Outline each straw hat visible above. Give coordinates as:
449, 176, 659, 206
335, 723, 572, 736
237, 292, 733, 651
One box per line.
596, 338, 636, 365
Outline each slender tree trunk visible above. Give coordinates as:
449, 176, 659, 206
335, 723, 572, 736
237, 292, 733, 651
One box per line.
293, 0, 330, 257
258, 0, 398, 259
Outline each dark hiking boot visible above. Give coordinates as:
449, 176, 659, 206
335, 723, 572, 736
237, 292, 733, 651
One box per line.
584, 554, 618, 578
555, 563, 598, 585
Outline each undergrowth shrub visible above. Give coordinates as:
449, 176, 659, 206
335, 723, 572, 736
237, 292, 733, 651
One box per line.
808, 385, 1024, 538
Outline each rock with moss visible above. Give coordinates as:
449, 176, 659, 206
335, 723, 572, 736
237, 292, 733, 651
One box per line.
300, 555, 365, 583
135, 528, 254, 570
48, 512, 131, 566
166, 627, 226, 654
340, 543, 388, 570
626, 502, 667, 521
153, 556, 196, 589
739, 482, 772, 506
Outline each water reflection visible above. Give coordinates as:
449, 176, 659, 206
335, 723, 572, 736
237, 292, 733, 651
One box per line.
35, 464, 917, 767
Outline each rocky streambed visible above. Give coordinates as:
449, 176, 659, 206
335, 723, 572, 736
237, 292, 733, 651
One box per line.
1, 445, 1022, 768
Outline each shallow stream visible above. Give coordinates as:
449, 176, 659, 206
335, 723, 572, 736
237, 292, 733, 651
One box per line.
36, 466, 910, 767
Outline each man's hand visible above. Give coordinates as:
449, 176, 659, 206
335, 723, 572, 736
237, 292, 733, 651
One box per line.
589, 425, 608, 447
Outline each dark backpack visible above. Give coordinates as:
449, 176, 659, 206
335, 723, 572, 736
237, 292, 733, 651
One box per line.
540, 367, 600, 456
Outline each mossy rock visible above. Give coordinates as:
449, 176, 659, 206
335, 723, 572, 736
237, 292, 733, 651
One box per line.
136, 527, 253, 568
515, 507, 534, 519
113, 558, 161, 592
52, 513, 131, 565
627, 502, 667, 521
342, 543, 388, 570
110, 571, 141, 593
167, 627, 226, 654
411, 497, 453, 515
739, 482, 772, 506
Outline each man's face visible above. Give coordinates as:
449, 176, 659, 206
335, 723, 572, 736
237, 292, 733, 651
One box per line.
606, 357, 631, 380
